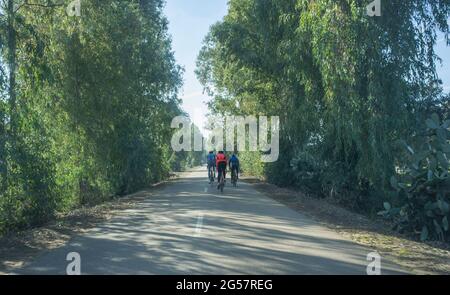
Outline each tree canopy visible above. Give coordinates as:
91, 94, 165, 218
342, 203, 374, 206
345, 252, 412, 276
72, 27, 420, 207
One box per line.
0, 0, 193, 234
197, 0, 450, 240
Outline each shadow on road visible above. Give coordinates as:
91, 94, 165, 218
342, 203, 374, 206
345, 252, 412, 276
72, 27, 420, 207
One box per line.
16, 173, 408, 275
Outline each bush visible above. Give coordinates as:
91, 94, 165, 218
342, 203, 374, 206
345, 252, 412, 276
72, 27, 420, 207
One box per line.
290, 150, 323, 193
380, 114, 450, 241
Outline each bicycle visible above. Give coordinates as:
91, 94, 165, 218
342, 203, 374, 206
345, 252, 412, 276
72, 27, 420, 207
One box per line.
231, 168, 238, 187
208, 165, 215, 183
218, 170, 225, 193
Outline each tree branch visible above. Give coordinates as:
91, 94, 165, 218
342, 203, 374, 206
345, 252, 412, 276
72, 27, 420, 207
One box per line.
14, 0, 66, 13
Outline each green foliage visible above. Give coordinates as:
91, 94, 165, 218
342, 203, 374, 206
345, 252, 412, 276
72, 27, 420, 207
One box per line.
380, 115, 450, 241
290, 150, 323, 194
0, 0, 185, 235
197, 0, 450, 239
239, 151, 264, 178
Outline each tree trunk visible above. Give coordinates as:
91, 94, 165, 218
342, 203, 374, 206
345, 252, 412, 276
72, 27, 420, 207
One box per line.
0, 106, 6, 191
0, 0, 17, 192
7, 0, 17, 137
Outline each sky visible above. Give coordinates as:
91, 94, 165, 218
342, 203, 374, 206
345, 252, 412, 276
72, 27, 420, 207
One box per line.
164, 0, 228, 136
436, 33, 450, 93
164, 1, 450, 136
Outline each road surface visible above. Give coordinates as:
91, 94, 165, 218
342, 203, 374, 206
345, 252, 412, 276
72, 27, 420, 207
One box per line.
14, 167, 407, 275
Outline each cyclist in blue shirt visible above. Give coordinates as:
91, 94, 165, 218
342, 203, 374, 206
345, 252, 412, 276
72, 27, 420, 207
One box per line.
206, 151, 216, 182
229, 153, 240, 180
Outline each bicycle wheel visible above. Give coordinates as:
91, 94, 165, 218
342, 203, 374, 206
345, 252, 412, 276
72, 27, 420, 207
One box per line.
210, 167, 215, 183
218, 174, 224, 192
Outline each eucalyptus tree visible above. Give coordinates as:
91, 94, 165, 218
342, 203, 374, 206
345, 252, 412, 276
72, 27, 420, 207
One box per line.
197, 0, 450, 211
0, 0, 184, 234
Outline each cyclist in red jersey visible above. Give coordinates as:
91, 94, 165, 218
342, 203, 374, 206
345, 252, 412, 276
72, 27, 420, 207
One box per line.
216, 151, 227, 187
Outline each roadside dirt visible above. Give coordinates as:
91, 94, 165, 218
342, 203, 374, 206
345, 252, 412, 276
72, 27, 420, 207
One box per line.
0, 181, 171, 275
243, 177, 450, 275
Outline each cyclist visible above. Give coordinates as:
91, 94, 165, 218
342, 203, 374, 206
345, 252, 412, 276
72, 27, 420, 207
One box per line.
216, 151, 227, 189
229, 153, 240, 181
206, 151, 216, 182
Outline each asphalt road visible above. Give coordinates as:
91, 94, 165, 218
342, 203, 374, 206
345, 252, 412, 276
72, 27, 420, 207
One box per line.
15, 167, 407, 275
